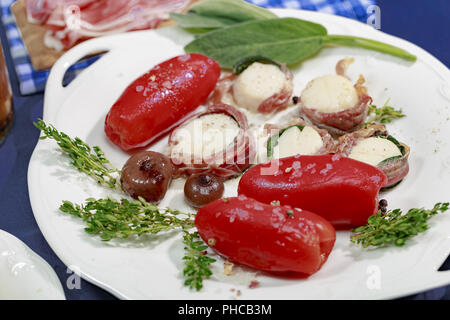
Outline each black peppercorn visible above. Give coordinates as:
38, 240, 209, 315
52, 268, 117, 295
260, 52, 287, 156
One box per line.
379, 199, 388, 208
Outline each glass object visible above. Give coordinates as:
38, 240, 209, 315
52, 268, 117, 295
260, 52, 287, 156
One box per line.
0, 42, 12, 145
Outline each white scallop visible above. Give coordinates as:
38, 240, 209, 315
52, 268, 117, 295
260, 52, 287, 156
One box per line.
0, 230, 65, 300
233, 62, 287, 112
170, 113, 240, 160
301, 74, 358, 113
349, 137, 402, 166
273, 126, 324, 159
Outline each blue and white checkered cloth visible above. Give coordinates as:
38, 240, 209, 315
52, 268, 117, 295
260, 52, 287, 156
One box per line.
1, 0, 376, 95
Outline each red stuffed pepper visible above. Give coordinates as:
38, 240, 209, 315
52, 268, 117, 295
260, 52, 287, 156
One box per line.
238, 155, 388, 228
195, 196, 336, 275
105, 54, 221, 151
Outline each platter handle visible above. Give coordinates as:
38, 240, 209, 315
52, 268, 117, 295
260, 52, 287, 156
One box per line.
43, 37, 118, 121
414, 236, 450, 289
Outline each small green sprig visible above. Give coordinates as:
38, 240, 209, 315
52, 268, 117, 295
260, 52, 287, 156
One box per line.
351, 202, 449, 248
60, 197, 195, 241
366, 99, 405, 125
182, 230, 216, 291
60, 198, 218, 290
36, 120, 217, 290
34, 119, 122, 191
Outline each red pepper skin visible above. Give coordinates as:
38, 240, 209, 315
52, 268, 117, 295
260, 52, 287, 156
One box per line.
195, 196, 336, 275
105, 54, 221, 151
238, 155, 388, 229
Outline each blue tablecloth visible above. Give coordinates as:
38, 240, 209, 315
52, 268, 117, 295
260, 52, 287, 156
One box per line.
0, 0, 449, 300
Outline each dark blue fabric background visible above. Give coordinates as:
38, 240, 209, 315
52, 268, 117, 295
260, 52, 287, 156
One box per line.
0, 0, 448, 300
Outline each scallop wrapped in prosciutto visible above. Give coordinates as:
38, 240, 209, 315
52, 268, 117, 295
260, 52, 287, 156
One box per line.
208, 57, 294, 114
299, 58, 372, 136
263, 118, 334, 161
335, 123, 410, 188
168, 104, 256, 179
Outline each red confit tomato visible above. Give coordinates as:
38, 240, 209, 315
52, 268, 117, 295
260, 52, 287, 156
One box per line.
238, 155, 388, 229
195, 196, 336, 275
105, 53, 221, 151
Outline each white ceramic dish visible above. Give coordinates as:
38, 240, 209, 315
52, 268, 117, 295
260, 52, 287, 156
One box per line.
0, 230, 65, 300
28, 9, 450, 299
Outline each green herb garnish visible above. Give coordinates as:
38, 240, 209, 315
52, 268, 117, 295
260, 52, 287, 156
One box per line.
366, 99, 406, 125
36, 120, 216, 291
376, 135, 406, 166
350, 203, 449, 248
233, 55, 281, 75
59, 197, 195, 241
182, 230, 216, 291
184, 17, 416, 68
34, 119, 122, 191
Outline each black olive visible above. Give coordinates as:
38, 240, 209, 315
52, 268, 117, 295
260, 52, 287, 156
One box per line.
184, 173, 224, 208
292, 96, 299, 104
120, 151, 173, 203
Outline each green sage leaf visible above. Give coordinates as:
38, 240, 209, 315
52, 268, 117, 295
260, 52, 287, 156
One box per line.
185, 18, 327, 68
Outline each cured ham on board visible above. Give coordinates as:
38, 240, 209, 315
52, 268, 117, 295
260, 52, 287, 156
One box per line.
25, 0, 191, 49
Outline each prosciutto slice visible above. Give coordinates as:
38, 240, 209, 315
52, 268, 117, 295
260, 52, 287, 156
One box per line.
168, 104, 256, 179
299, 58, 372, 137
335, 124, 410, 188
26, 0, 94, 23
207, 62, 293, 114
25, 0, 191, 49
255, 64, 293, 114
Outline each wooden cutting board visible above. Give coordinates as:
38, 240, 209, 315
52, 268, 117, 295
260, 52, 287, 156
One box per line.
11, 0, 65, 70
11, 0, 197, 71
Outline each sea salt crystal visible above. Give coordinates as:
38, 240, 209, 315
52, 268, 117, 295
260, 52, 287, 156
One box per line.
253, 203, 264, 211
238, 194, 247, 201
331, 154, 341, 162
236, 208, 249, 220
320, 163, 333, 175
292, 161, 301, 169
274, 170, 283, 176
162, 81, 172, 89
178, 54, 191, 62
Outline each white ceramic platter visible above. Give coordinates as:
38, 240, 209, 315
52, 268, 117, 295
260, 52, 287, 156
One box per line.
0, 230, 65, 300
28, 9, 450, 299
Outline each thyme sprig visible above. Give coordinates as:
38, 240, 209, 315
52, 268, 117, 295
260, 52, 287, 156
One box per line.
60, 197, 195, 241
351, 202, 449, 248
60, 197, 215, 290
36, 120, 217, 290
182, 230, 216, 291
34, 119, 122, 191
366, 99, 405, 125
